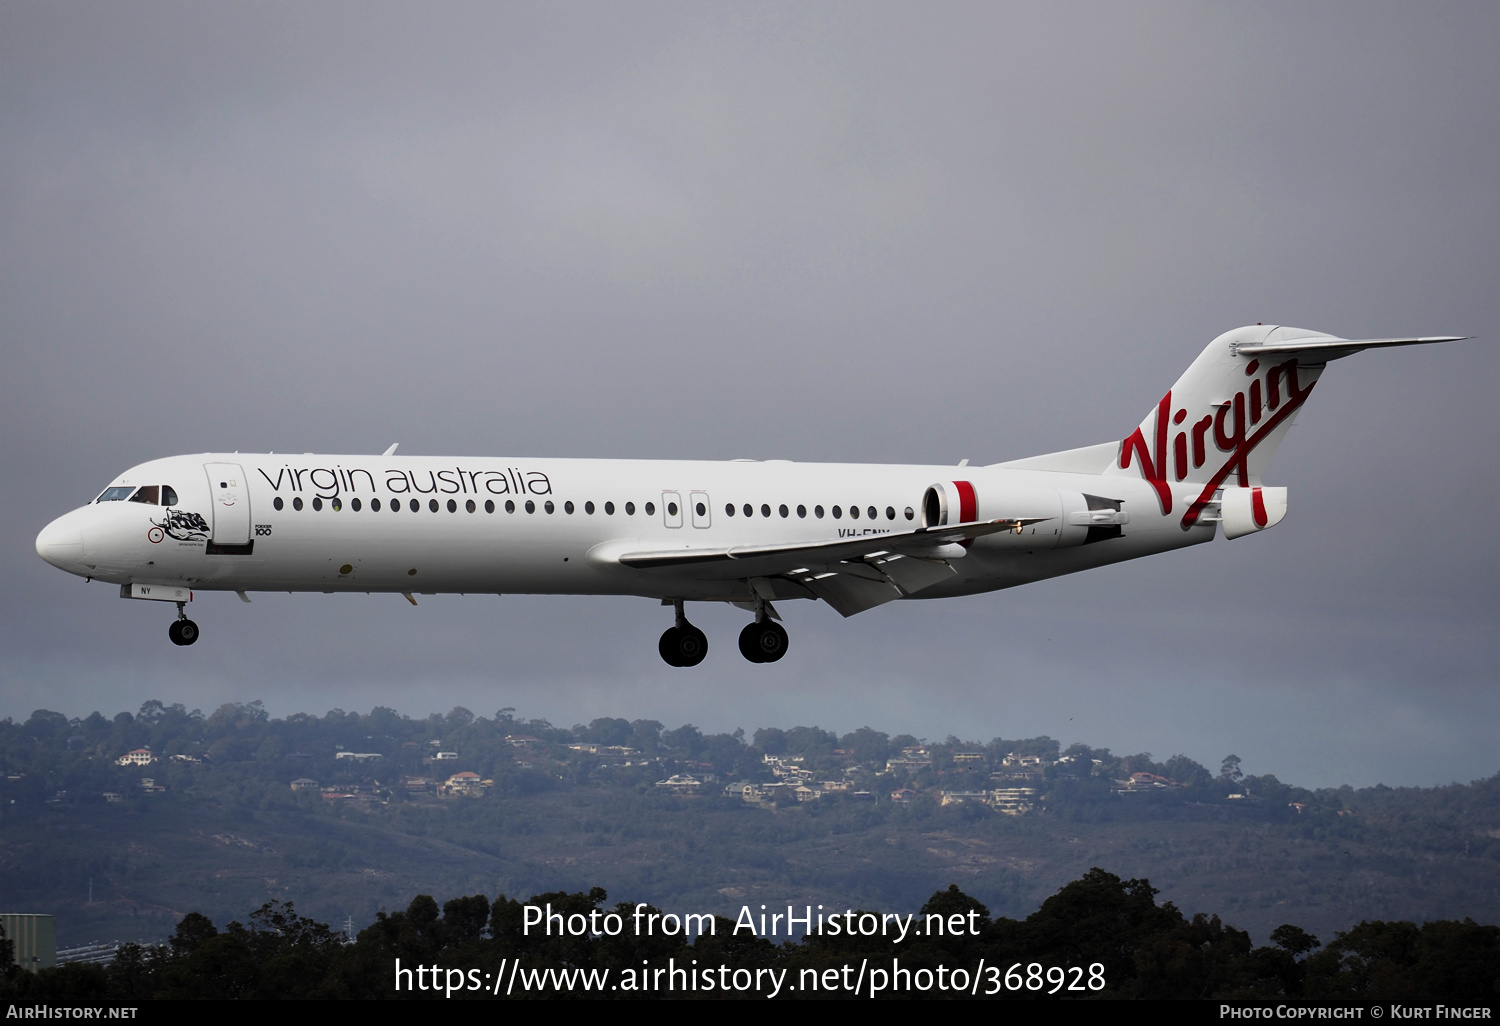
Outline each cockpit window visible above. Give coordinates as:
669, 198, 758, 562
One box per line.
162, 486, 178, 506
96, 486, 135, 502
129, 485, 160, 505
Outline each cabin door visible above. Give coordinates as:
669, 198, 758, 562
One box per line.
203, 462, 251, 545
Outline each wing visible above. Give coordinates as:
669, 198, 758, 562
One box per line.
603, 517, 1049, 617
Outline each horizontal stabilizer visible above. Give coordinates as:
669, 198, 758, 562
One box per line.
1231, 335, 1468, 362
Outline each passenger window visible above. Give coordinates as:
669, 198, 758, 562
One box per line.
545, 500, 555, 514
832, 505, 842, 519
410, 499, 420, 512
466, 499, 476, 513
447, 499, 457, 512
372, 498, 382, 511
293, 497, 304, 511
778, 504, 788, 518
429, 499, 440, 512
849, 505, 859, 519
725, 503, 735, 516
605, 501, 615, 515
332, 498, 343, 511
313, 498, 324, 511
565, 501, 575, 514
644, 502, 655, 516
129, 485, 159, 505
485, 500, 494, 513
162, 486, 178, 506
696, 502, 706, 517
743, 504, 752, 517
667, 502, 678, 516
905, 506, 915, 520
797, 505, 806, 518
885, 506, 895, 520
506, 500, 516, 513
525, 500, 536, 514
585, 501, 595, 514
815, 505, 824, 519
274, 496, 284, 511
625, 502, 635, 515
760, 504, 770, 517
868, 506, 877, 520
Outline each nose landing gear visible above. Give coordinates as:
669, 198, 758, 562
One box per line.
168, 602, 200, 647
658, 599, 707, 667
738, 595, 788, 663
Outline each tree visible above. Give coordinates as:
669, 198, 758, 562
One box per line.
1271, 923, 1321, 957
0, 922, 16, 981
1220, 754, 1244, 782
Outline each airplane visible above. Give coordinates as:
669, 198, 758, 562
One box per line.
35, 324, 1471, 666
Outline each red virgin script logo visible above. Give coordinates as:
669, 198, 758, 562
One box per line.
1118, 357, 1314, 530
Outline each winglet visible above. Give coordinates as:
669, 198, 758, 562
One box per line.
383, 443, 399, 457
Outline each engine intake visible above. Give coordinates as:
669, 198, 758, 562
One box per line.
922, 481, 977, 528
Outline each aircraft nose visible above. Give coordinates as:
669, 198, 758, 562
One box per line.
36, 514, 86, 572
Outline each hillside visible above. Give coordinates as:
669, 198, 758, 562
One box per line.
2, 703, 1496, 947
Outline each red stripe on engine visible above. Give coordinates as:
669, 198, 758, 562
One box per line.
954, 480, 976, 523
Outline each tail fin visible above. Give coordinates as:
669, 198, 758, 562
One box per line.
1103, 325, 1467, 530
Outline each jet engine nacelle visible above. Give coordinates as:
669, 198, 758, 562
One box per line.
921, 480, 978, 528
925, 480, 1100, 550
1220, 486, 1287, 540
1055, 491, 1130, 547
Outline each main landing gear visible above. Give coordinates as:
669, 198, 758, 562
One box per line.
168, 602, 200, 647
738, 595, 787, 664
659, 600, 707, 667
656, 598, 790, 667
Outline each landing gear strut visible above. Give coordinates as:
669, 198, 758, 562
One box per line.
658, 600, 707, 667
738, 596, 788, 663
168, 602, 199, 647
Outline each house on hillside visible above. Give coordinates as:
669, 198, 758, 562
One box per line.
442, 771, 488, 797
1118, 772, 1179, 792
988, 787, 1038, 815
655, 774, 701, 794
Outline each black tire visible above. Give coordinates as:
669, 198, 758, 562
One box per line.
169, 619, 200, 647
658, 626, 685, 666
738, 622, 766, 663
753, 621, 788, 663
677, 625, 708, 667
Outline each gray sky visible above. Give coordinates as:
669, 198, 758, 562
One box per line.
3, 2, 1496, 788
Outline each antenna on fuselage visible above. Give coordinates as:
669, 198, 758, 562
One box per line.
382, 443, 399, 456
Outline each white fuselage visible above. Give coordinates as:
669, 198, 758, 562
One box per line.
34, 326, 1473, 658
35, 452, 1213, 607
